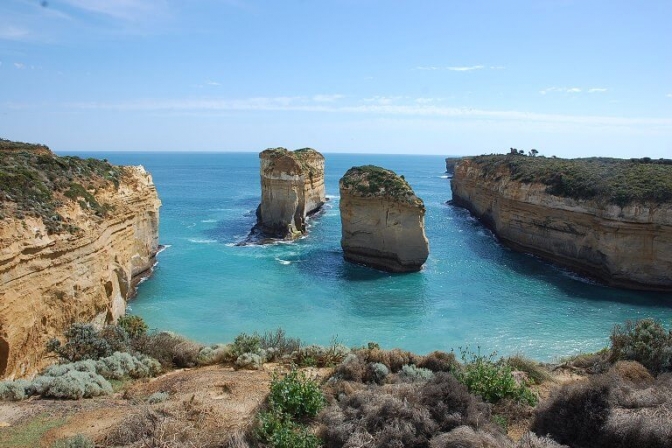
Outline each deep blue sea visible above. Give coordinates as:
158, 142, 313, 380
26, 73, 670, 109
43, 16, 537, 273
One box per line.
60, 152, 672, 361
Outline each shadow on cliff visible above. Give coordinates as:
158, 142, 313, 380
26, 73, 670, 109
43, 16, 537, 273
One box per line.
446, 204, 672, 307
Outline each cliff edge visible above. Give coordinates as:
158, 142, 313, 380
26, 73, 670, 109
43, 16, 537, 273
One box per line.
339, 165, 429, 273
0, 140, 161, 378
451, 155, 672, 291
254, 147, 326, 240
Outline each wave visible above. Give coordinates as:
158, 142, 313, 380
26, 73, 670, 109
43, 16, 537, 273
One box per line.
275, 258, 292, 265
188, 238, 217, 244
201, 219, 217, 223
157, 244, 171, 254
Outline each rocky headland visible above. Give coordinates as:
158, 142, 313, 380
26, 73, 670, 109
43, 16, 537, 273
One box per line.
0, 139, 161, 378
451, 154, 672, 291
339, 165, 429, 272
253, 147, 326, 241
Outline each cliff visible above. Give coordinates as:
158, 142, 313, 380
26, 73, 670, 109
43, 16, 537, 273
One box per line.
0, 141, 161, 378
451, 155, 672, 291
255, 147, 326, 240
339, 165, 429, 273
445, 157, 462, 175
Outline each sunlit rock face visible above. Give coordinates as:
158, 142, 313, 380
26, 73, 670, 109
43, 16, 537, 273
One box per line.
0, 144, 160, 378
451, 157, 672, 291
339, 165, 429, 273
255, 147, 326, 240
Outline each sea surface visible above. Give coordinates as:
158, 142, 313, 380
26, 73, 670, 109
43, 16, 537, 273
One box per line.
60, 151, 672, 361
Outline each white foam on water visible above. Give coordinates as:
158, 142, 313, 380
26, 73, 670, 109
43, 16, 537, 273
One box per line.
201, 219, 217, 223
188, 238, 217, 244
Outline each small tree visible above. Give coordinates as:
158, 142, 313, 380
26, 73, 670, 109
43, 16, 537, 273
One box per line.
529, 149, 539, 157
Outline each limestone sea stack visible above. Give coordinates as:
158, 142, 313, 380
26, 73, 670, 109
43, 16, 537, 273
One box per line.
339, 165, 429, 273
451, 154, 672, 291
0, 140, 161, 378
255, 147, 326, 240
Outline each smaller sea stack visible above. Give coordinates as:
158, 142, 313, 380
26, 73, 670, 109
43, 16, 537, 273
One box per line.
255, 147, 326, 240
339, 165, 429, 273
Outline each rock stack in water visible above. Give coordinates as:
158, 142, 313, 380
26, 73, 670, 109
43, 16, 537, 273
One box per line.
339, 165, 429, 272
255, 147, 326, 240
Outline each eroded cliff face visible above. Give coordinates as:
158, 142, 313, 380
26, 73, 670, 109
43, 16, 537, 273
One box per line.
451, 158, 672, 291
255, 147, 326, 239
340, 166, 429, 273
0, 148, 160, 378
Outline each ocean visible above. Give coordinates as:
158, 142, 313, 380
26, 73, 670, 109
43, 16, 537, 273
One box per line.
60, 151, 672, 361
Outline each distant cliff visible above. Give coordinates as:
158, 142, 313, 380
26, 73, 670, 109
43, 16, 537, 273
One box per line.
0, 140, 160, 378
340, 165, 429, 273
451, 155, 672, 291
255, 147, 326, 240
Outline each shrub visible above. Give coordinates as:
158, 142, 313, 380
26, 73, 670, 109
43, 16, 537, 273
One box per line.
197, 343, 234, 365
0, 379, 31, 401
235, 353, 263, 370
32, 370, 113, 399
133, 331, 196, 368
47, 323, 117, 362
531, 376, 610, 447
418, 350, 460, 373
506, 355, 552, 385
333, 353, 367, 382
610, 319, 672, 374
456, 348, 537, 405
516, 432, 568, 448
94, 352, 161, 379
256, 410, 321, 448
368, 362, 389, 384
364, 348, 422, 373
117, 315, 148, 339
51, 434, 95, 448
147, 391, 169, 404
172, 340, 203, 367
398, 364, 435, 382
260, 328, 301, 359
269, 369, 325, 419
293, 342, 350, 367
232, 333, 261, 357
420, 372, 490, 432
429, 425, 509, 448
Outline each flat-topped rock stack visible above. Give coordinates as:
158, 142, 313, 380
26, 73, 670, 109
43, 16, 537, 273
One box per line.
255, 147, 326, 240
339, 165, 429, 273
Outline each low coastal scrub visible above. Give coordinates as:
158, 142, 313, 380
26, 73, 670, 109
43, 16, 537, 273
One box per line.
469, 154, 672, 206
340, 165, 421, 204
0, 138, 123, 232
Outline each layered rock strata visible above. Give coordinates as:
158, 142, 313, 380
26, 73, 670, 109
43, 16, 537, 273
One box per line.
0, 143, 160, 378
255, 147, 326, 240
445, 157, 462, 175
340, 165, 429, 273
451, 156, 672, 291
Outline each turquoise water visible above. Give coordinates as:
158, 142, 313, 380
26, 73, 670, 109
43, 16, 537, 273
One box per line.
61, 152, 672, 361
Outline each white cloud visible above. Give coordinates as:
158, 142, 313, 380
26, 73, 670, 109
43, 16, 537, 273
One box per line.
0, 26, 31, 41
490, 66, 506, 70
667, 93, 672, 98
312, 94, 344, 102
447, 65, 484, 71
540, 87, 582, 95
60, 95, 672, 131
61, 0, 166, 21
588, 88, 608, 93
14, 62, 25, 69
205, 81, 221, 86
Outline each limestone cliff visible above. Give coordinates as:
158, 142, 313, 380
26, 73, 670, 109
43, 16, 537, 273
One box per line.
0, 141, 160, 378
451, 155, 672, 291
255, 147, 326, 240
339, 165, 429, 273
445, 157, 462, 175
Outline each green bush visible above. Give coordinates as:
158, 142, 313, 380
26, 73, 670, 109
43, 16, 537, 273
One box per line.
610, 319, 672, 374
456, 348, 537, 405
0, 379, 31, 401
47, 323, 129, 362
256, 410, 321, 448
269, 369, 325, 420
398, 364, 435, 382
232, 333, 261, 357
32, 370, 113, 399
197, 343, 234, 365
117, 315, 148, 339
506, 354, 552, 385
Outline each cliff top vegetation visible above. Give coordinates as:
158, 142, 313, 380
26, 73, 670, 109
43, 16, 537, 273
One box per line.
468, 154, 672, 206
0, 138, 124, 233
340, 165, 423, 206
260, 147, 324, 178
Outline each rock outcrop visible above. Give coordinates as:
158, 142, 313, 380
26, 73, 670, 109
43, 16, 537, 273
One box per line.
451, 155, 672, 291
0, 142, 161, 378
339, 165, 429, 273
254, 147, 326, 240
445, 157, 462, 175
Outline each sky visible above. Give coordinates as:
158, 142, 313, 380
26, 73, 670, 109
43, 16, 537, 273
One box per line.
0, 0, 670, 158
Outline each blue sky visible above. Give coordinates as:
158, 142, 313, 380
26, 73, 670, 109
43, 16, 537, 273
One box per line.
1, 0, 670, 157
